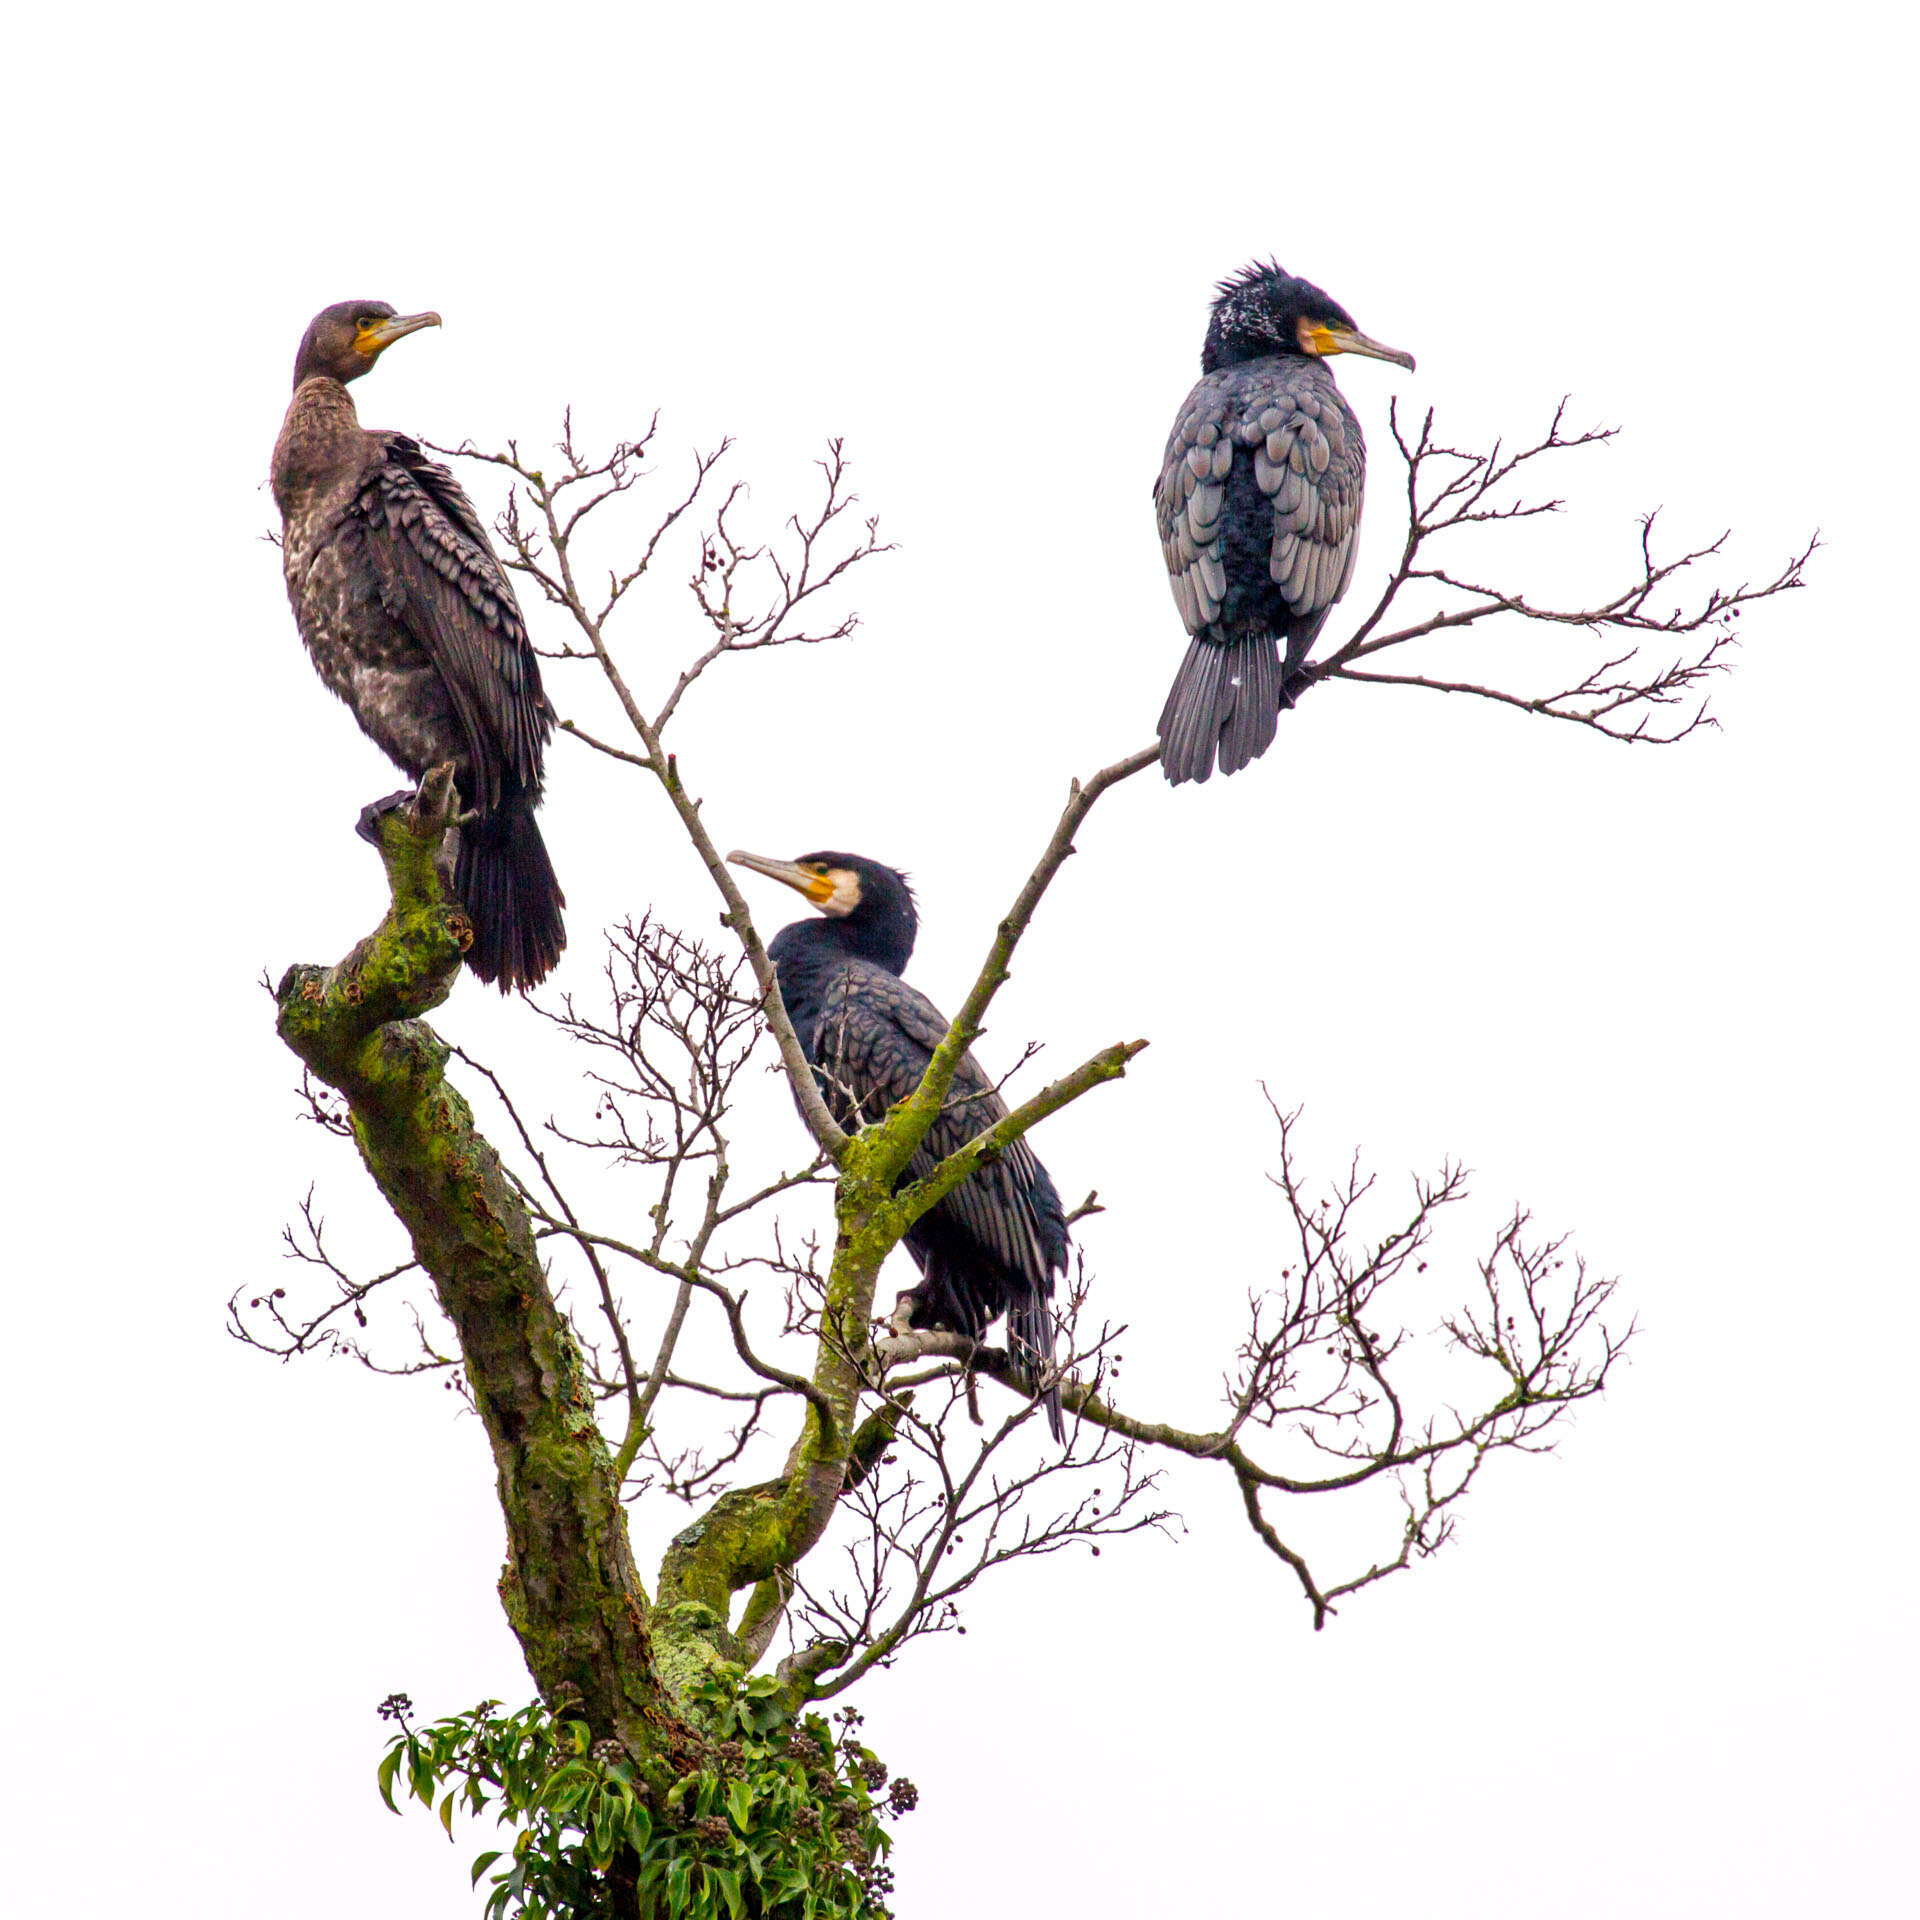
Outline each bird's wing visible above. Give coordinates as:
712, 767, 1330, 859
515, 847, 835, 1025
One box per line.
1155, 379, 1240, 635
1250, 374, 1366, 623
353, 434, 552, 802
815, 965, 1068, 1288
1154, 367, 1367, 635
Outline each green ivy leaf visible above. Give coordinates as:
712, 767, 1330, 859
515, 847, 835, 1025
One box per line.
726, 1777, 754, 1832
537, 1760, 593, 1813
592, 1789, 621, 1862
376, 1743, 405, 1814
380, 1682, 898, 1919
711, 1864, 745, 1919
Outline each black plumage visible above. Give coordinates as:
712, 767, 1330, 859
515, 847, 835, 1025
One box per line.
730, 850, 1069, 1438
271, 301, 565, 990
1155, 263, 1414, 785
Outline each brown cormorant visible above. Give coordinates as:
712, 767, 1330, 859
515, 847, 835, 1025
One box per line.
729, 850, 1068, 1438
271, 301, 565, 990
1156, 263, 1414, 785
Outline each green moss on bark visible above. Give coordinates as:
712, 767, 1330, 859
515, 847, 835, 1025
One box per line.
270, 782, 1117, 1782
275, 794, 677, 1783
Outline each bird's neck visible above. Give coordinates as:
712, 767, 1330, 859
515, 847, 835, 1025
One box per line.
1203, 337, 1310, 374
271, 377, 368, 516
773, 914, 914, 980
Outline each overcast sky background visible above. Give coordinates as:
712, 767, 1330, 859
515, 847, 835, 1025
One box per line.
5, 2, 1914, 1913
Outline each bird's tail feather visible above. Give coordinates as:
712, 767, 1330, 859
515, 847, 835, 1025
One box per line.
1010, 1296, 1065, 1443
1157, 634, 1284, 785
455, 795, 566, 992
910, 1248, 1064, 1442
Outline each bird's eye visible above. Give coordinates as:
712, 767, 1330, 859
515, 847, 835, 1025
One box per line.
357, 316, 379, 332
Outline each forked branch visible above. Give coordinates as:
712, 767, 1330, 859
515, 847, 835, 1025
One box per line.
1313, 398, 1813, 742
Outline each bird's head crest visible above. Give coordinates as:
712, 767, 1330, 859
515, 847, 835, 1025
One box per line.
1202, 263, 1412, 376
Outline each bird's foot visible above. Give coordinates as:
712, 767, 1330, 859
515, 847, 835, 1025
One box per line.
354, 789, 420, 847
875, 1326, 968, 1363
409, 763, 462, 833
874, 1293, 978, 1367
355, 764, 463, 847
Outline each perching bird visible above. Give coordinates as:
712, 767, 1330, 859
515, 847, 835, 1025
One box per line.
729, 850, 1069, 1438
271, 301, 565, 990
1156, 262, 1414, 785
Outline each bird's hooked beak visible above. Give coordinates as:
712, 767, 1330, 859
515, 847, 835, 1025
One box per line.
1307, 321, 1416, 372
355, 310, 443, 358
728, 849, 837, 907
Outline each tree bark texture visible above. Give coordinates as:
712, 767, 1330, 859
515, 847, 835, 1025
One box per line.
274, 779, 690, 1781
273, 775, 1144, 1772
270, 786, 914, 1753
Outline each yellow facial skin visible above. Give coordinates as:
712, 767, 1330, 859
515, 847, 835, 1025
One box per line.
727, 851, 862, 917
1298, 317, 1417, 372
353, 310, 443, 359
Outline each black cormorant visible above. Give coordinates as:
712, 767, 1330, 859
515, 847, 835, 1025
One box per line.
729, 850, 1069, 1438
1156, 263, 1414, 785
271, 301, 565, 990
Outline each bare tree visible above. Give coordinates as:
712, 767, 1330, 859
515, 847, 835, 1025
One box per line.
246, 400, 1805, 1916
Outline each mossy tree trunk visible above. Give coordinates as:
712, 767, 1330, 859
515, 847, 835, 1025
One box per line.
272, 776, 1128, 1775
276, 779, 694, 1788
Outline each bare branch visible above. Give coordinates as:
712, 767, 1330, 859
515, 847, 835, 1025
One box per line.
1307, 400, 1813, 744
867, 1104, 1628, 1631
654, 441, 894, 732
259, 398, 1671, 1773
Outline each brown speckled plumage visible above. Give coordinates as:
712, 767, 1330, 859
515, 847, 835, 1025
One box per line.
272, 302, 564, 989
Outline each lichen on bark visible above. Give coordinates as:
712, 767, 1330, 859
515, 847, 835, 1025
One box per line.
275, 775, 683, 1783
271, 767, 1144, 1782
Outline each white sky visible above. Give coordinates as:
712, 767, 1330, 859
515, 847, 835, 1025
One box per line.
5, 2, 1915, 1913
